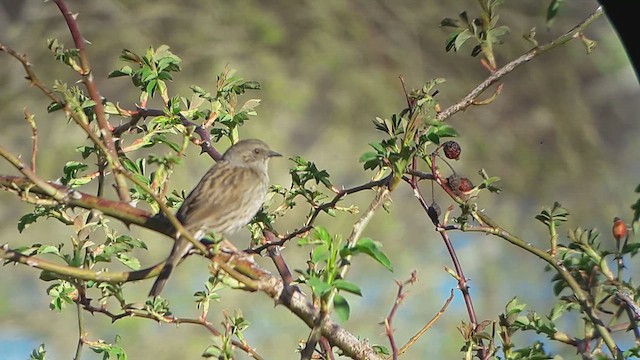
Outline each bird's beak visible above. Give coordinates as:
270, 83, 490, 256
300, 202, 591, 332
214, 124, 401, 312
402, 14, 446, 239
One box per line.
269, 150, 282, 158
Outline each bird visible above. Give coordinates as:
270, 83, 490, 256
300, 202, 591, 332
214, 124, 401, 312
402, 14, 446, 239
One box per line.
148, 139, 281, 297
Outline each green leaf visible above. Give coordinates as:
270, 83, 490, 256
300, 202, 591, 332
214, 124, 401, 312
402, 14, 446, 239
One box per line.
76, 145, 97, 159
358, 151, 378, 163
488, 26, 510, 41
311, 244, 331, 264
333, 294, 350, 321
348, 237, 393, 271
37, 245, 61, 256
46, 101, 65, 113
433, 124, 459, 138
440, 18, 461, 28
63, 161, 88, 177
454, 29, 473, 51
622, 242, 640, 256
632, 183, 640, 223
445, 30, 463, 52
239, 99, 261, 113
546, 0, 564, 28
535, 202, 569, 226
116, 253, 141, 270
30, 343, 47, 360
332, 279, 362, 296
18, 213, 40, 233
372, 345, 391, 355
504, 297, 526, 317
202, 345, 223, 358
87, 335, 127, 360
47, 282, 76, 312
307, 276, 332, 296
115, 235, 148, 250
623, 346, 640, 358
552, 278, 567, 296
312, 226, 331, 244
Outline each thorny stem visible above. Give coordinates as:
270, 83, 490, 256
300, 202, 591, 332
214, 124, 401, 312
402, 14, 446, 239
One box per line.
385, 272, 418, 360
0, 145, 67, 202
407, 176, 485, 357
52, 0, 130, 202
426, 141, 622, 358
0, 42, 129, 202
74, 302, 84, 360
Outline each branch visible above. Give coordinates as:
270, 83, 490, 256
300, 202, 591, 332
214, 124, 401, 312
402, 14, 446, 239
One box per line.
443, 214, 623, 358
436, 6, 604, 122
398, 289, 455, 356
23, 109, 38, 171
251, 175, 391, 254
113, 107, 223, 161
0, 175, 384, 360
0, 42, 131, 202
405, 172, 487, 358
75, 295, 265, 360
52, 0, 130, 201
0, 175, 161, 231
385, 271, 418, 360
0, 244, 157, 283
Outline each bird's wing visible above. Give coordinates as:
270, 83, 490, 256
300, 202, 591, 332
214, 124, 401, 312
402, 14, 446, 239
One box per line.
175, 162, 258, 234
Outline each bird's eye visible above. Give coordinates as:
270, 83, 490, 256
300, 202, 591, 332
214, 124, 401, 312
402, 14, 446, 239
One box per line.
253, 148, 261, 154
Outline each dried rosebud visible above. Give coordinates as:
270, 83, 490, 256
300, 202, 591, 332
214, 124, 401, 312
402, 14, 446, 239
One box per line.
442, 141, 461, 160
613, 217, 627, 242
458, 177, 474, 193
427, 202, 441, 224
447, 174, 461, 191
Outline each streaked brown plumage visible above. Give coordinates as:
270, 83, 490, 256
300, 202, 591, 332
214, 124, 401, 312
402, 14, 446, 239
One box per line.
149, 139, 280, 297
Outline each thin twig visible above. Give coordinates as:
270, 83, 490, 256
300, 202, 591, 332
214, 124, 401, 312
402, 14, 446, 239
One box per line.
301, 186, 391, 359
385, 271, 418, 360
0, 42, 130, 201
23, 108, 38, 172
77, 297, 264, 359
113, 107, 223, 160
74, 301, 85, 360
251, 176, 391, 254
398, 289, 455, 356
0, 145, 67, 202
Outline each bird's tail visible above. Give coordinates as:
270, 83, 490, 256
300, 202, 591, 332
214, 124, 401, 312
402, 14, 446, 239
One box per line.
148, 237, 192, 297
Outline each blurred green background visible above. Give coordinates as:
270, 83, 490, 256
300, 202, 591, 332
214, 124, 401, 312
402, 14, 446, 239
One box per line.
1, 1, 638, 359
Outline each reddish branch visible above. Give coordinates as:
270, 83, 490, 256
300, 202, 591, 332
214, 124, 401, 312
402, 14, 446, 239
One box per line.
52, 0, 130, 202
384, 271, 418, 360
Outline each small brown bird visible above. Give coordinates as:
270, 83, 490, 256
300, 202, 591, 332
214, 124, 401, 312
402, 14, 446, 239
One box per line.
149, 139, 281, 297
